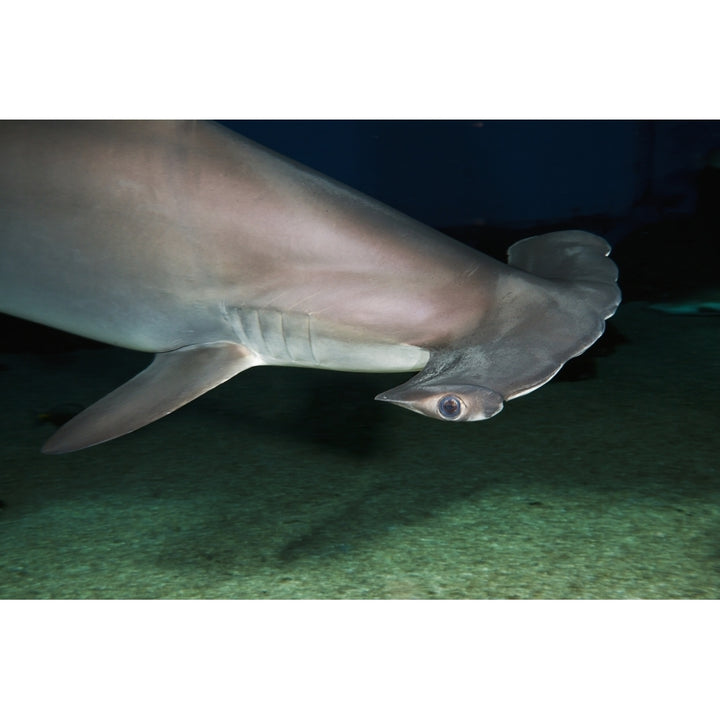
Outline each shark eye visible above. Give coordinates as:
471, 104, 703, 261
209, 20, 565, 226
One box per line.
437, 394, 463, 419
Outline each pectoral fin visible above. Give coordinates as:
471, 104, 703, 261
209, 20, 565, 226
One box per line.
42, 342, 260, 454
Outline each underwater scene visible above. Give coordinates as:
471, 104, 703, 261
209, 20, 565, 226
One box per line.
0, 120, 718, 599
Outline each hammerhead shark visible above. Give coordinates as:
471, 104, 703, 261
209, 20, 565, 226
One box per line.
0, 121, 620, 453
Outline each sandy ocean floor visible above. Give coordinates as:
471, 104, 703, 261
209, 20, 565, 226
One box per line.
0, 301, 718, 598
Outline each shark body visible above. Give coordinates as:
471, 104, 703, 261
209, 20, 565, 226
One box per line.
0, 121, 620, 452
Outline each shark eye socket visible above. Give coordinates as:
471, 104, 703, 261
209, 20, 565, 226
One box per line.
437, 394, 463, 419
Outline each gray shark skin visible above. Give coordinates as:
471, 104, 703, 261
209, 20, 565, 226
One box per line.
0, 121, 620, 453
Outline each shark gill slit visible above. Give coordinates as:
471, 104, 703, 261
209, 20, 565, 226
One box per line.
280, 310, 293, 362
306, 314, 318, 364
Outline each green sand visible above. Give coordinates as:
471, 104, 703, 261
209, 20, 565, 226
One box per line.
1, 302, 718, 598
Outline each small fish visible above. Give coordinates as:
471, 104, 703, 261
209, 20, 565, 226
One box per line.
649, 289, 720, 316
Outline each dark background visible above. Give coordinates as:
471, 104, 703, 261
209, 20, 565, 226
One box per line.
219, 120, 720, 246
